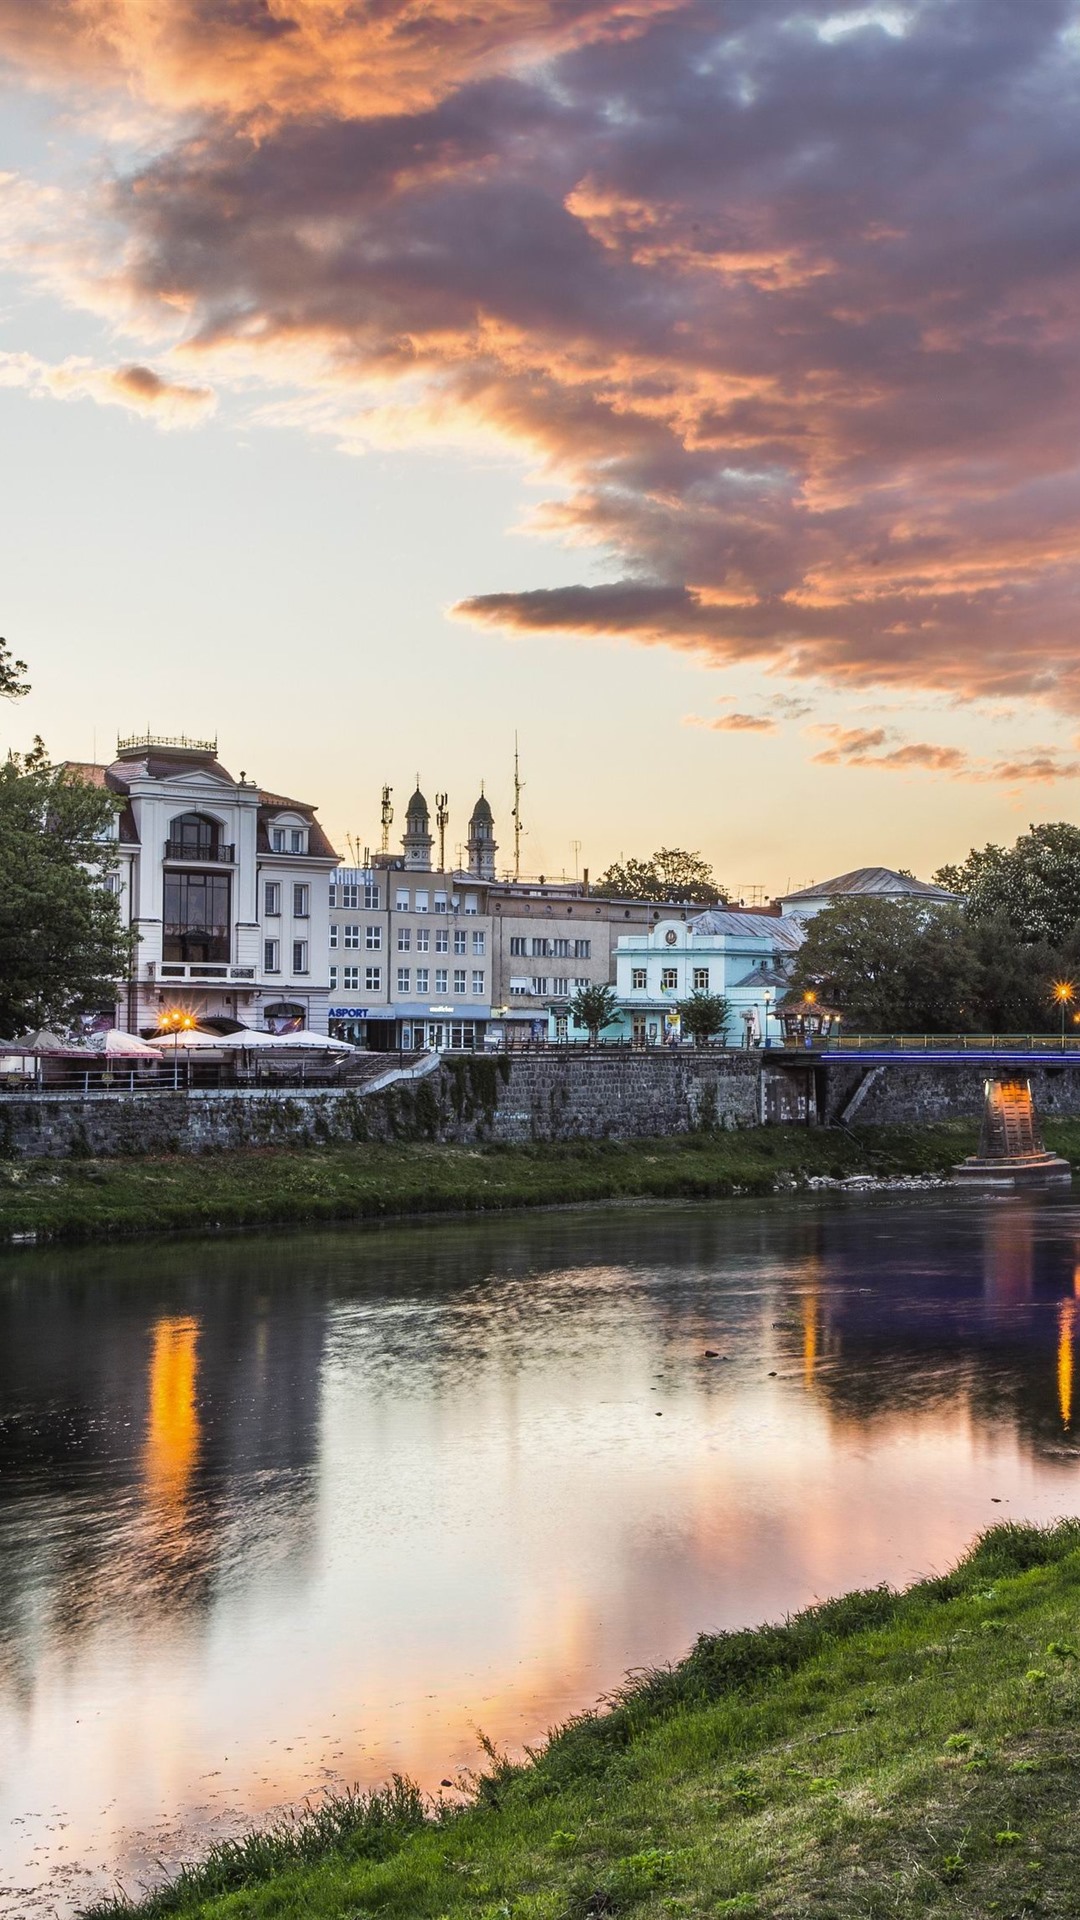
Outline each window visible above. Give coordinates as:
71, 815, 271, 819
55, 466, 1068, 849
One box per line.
265, 881, 281, 916
398, 927, 411, 951
341, 882, 360, 909
553, 937, 571, 958
449, 1022, 476, 1050
329, 883, 337, 908
416, 967, 429, 993
344, 966, 361, 990
271, 829, 285, 853
509, 980, 529, 996
415, 890, 429, 913
396, 888, 409, 911
329, 965, 338, 989
163, 871, 230, 963
574, 939, 592, 959
472, 931, 486, 955
344, 924, 360, 949
365, 965, 382, 991
531, 937, 550, 957
168, 812, 221, 857
510, 936, 527, 956
366, 924, 382, 950
574, 976, 589, 989
464, 892, 478, 914
471, 970, 484, 994
293, 883, 309, 918
453, 929, 467, 955
329, 924, 339, 949
530, 977, 550, 995
693, 967, 710, 990
364, 881, 380, 910
661, 967, 678, 990
453, 969, 466, 993
552, 976, 568, 996
632, 967, 647, 989
436, 928, 449, 953
293, 940, 309, 974
435, 968, 448, 992
434, 892, 447, 914
290, 829, 304, 853
416, 927, 430, 952
264, 938, 280, 972
397, 967, 410, 993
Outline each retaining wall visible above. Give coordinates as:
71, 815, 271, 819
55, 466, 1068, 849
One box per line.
0, 1050, 762, 1160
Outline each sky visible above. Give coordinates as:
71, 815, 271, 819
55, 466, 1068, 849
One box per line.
3, 0, 1080, 897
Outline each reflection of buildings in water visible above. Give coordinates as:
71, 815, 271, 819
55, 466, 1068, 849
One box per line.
770, 1204, 1080, 1459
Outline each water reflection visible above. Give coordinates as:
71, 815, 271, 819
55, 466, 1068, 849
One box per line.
2, 1195, 1080, 1915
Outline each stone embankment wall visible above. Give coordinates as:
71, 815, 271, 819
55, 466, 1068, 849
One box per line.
818, 1061, 1080, 1127
0, 1050, 762, 1160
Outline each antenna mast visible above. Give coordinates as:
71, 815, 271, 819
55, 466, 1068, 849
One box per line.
435, 792, 449, 872
512, 733, 525, 880
380, 785, 393, 853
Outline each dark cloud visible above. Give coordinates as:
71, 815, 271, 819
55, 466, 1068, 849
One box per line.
6, 0, 1080, 706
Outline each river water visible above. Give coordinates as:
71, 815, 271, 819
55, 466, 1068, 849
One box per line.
3, 1193, 1080, 1916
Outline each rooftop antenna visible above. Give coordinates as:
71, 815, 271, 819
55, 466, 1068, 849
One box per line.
571, 838, 581, 882
380, 785, 393, 853
435, 792, 449, 871
512, 732, 525, 880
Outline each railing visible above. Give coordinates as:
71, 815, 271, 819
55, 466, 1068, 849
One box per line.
118, 734, 217, 755
819, 1033, 1080, 1054
164, 840, 235, 863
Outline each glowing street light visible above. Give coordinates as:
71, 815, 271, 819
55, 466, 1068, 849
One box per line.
1053, 980, 1075, 1049
158, 1007, 196, 1086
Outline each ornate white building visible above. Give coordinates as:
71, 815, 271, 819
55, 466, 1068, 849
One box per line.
68, 736, 338, 1035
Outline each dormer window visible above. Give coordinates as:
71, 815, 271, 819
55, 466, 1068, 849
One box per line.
270, 820, 308, 854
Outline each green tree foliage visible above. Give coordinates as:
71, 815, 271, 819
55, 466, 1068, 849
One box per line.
0, 742, 136, 1037
593, 847, 725, 905
934, 824, 1080, 946
0, 636, 29, 702
787, 898, 979, 1033
677, 990, 733, 1045
568, 982, 620, 1043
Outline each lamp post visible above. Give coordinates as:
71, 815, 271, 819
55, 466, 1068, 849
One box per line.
763, 987, 773, 1050
158, 1008, 196, 1088
1054, 981, 1075, 1051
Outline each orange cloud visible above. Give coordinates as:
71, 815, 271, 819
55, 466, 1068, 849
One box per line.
0, 350, 215, 423
685, 710, 779, 733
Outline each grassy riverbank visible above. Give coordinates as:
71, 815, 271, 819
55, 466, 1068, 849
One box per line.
87, 1519, 1080, 1920
0, 1120, 1020, 1244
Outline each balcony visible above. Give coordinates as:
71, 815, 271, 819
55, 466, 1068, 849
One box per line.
164, 839, 235, 863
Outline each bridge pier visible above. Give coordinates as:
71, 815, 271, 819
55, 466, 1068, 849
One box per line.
954, 1075, 1071, 1187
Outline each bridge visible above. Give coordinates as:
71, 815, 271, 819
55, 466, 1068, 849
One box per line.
760, 1035, 1077, 1182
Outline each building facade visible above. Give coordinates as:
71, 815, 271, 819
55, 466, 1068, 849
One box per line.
777, 866, 960, 922
67, 736, 338, 1035
611, 909, 806, 1046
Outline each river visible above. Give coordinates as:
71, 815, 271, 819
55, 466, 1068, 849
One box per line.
2, 1192, 1080, 1916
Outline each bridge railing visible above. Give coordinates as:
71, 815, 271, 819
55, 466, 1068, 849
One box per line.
820, 1033, 1076, 1054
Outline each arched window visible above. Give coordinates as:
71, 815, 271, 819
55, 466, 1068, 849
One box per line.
169, 812, 220, 855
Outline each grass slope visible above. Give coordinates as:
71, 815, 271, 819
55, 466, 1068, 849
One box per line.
0, 1121, 1006, 1244
86, 1521, 1080, 1920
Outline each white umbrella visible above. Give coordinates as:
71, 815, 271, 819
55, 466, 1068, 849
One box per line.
233, 1029, 349, 1052
146, 1028, 227, 1051
18, 1029, 71, 1053
83, 1029, 162, 1058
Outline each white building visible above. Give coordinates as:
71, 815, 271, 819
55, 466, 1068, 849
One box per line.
67, 736, 338, 1035
614, 909, 806, 1046
777, 866, 959, 922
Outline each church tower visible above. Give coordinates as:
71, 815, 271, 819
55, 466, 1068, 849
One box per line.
467, 789, 497, 880
402, 784, 434, 870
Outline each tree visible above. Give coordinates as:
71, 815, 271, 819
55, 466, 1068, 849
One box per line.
568, 982, 620, 1043
0, 742, 135, 1037
593, 847, 725, 905
0, 636, 29, 702
786, 897, 977, 1032
934, 824, 1080, 946
677, 990, 732, 1046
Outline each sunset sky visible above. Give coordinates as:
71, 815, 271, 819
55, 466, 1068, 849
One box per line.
3, 0, 1080, 893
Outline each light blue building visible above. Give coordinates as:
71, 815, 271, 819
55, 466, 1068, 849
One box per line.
604, 909, 806, 1046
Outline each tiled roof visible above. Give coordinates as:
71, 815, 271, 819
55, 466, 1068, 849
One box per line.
689, 909, 806, 949
781, 866, 957, 903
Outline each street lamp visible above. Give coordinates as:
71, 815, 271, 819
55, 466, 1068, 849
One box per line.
1053, 980, 1076, 1050
158, 1008, 196, 1087
763, 987, 773, 1049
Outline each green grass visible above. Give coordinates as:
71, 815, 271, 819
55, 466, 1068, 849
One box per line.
0, 1121, 1003, 1244
84, 1520, 1080, 1920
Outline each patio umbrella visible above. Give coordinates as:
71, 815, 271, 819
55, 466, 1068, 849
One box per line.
225, 1029, 350, 1052
83, 1029, 162, 1058
145, 1028, 228, 1051
18, 1029, 71, 1053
